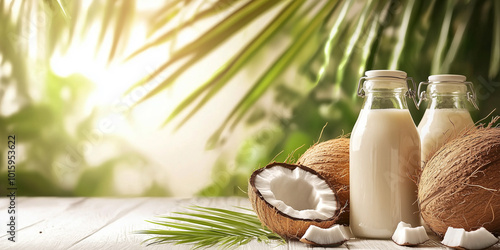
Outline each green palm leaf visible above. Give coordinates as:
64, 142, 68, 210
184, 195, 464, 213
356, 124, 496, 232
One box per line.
335, 0, 373, 88
490, 0, 500, 79
431, 0, 454, 74
125, 0, 280, 103
97, 0, 116, 52
388, 0, 415, 69
146, 0, 184, 37
108, 0, 134, 62
138, 206, 284, 249
4, 0, 500, 199
104, 0, 499, 149
440, 1, 474, 73
127, 0, 241, 59
163, 0, 306, 129
205, 0, 340, 148
316, 0, 354, 85
352, 16, 379, 99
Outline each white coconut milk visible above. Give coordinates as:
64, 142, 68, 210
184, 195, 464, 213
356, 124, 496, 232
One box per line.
418, 109, 473, 167
350, 109, 421, 238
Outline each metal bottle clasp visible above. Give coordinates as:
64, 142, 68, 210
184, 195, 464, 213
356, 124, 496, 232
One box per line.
357, 76, 419, 110
417, 81, 429, 108
465, 81, 479, 110
416, 81, 479, 110
356, 77, 367, 98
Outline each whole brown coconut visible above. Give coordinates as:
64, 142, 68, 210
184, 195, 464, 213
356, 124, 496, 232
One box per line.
297, 138, 350, 225
248, 162, 340, 240
418, 128, 500, 237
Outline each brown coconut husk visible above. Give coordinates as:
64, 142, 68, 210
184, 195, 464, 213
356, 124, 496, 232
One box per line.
424, 111, 499, 166
297, 138, 350, 225
418, 117, 500, 237
248, 162, 341, 240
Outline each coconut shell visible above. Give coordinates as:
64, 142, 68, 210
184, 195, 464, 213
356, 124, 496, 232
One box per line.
297, 138, 350, 225
248, 162, 340, 240
418, 128, 500, 237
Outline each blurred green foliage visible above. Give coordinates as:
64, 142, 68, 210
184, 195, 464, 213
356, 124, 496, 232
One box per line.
190, 0, 500, 196
0, 1, 168, 196
1, 0, 499, 197
0, 71, 169, 196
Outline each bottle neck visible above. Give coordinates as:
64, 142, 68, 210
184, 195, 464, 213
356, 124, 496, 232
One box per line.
362, 91, 409, 110
426, 93, 469, 110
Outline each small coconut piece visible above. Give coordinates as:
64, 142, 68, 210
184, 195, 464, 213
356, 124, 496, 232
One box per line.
249, 162, 340, 239
391, 221, 429, 246
299, 225, 351, 247
441, 227, 499, 249
297, 138, 350, 225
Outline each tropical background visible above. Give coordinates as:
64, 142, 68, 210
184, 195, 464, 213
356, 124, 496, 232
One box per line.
0, 0, 499, 197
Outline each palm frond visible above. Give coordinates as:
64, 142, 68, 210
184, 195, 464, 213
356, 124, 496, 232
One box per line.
316, 0, 353, 85
80, 0, 103, 39
352, 16, 379, 99
205, 0, 339, 148
490, 0, 500, 79
431, 0, 454, 74
113, 0, 499, 149
66, 0, 81, 47
146, 0, 184, 37
335, 0, 373, 88
388, 0, 415, 69
163, 0, 306, 129
127, 0, 232, 59
108, 0, 134, 62
96, 0, 116, 52
125, 0, 280, 103
138, 206, 284, 249
55, 0, 67, 17
440, 1, 474, 73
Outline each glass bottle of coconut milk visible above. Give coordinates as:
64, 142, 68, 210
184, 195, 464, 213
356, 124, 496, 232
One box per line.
350, 70, 421, 239
417, 75, 478, 168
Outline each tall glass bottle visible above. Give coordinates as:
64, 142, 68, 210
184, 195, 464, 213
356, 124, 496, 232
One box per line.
417, 74, 478, 168
350, 70, 421, 239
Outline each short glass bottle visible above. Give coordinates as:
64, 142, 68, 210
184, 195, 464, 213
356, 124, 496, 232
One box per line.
417, 74, 478, 168
350, 70, 421, 239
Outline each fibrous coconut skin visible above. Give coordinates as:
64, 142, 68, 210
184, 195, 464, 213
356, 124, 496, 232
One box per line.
441, 227, 499, 249
391, 221, 429, 246
248, 162, 340, 240
297, 138, 350, 225
418, 128, 500, 237
299, 225, 351, 247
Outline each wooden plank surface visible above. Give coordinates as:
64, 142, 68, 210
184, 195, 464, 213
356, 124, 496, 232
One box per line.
0, 197, 499, 249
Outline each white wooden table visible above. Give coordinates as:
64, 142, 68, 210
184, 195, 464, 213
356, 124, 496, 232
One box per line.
0, 197, 498, 249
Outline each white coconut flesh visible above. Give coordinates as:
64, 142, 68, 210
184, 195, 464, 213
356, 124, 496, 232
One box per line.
441, 227, 499, 249
391, 221, 429, 246
254, 165, 338, 220
300, 225, 351, 245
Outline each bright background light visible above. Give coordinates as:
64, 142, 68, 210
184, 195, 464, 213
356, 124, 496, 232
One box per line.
45, 0, 284, 196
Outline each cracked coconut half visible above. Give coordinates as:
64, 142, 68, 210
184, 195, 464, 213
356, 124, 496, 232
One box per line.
249, 162, 340, 239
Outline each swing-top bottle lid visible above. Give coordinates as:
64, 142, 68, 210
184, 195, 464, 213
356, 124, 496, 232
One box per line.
359, 70, 419, 108
365, 70, 407, 79
428, 74, 466, 83
418, 74, 479, 110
